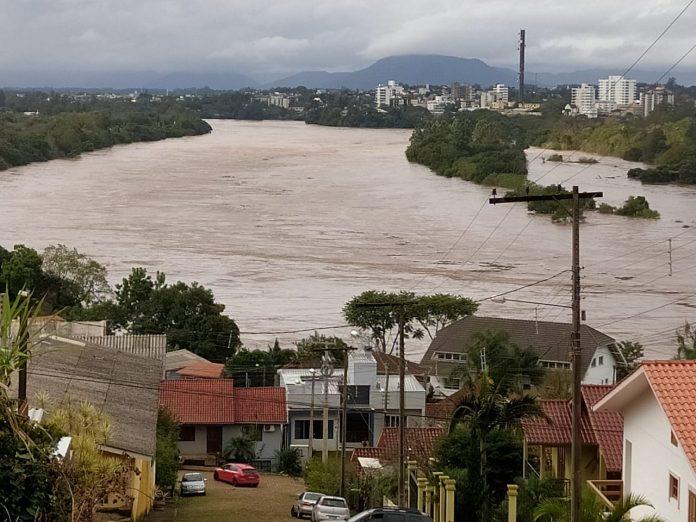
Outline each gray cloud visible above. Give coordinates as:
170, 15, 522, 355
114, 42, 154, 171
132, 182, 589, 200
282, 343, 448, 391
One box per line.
0, 0, 694, 80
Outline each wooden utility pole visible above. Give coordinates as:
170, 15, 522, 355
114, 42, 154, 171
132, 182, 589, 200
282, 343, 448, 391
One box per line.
308, 368, 317, 458
398, 311, 406, 508
490, 186, 602, 522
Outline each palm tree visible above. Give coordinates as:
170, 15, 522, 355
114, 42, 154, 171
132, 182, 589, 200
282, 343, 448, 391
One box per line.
449, 372, 545, 520
533, 491, 665, 522
223, 435, 257, 463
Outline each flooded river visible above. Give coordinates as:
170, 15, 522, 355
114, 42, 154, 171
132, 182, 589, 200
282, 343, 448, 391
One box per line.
1, 120, 694, 357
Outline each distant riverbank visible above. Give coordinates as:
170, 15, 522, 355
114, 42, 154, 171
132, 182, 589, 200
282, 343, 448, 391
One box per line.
0, 105, 211, 172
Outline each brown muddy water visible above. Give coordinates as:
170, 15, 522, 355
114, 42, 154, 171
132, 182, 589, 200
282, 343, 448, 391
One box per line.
1, 119, 694, 358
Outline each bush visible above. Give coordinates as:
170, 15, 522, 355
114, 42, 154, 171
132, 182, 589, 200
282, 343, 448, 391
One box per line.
304, 456, 341, 496
155, 408, 180, 492
223, 435, 257, 463
615, 196, 660, 219
597, 203, 616, 214
276, 447, 303, 477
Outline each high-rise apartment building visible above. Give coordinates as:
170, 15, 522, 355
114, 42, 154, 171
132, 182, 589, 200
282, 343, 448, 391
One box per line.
598, 76, 636, 106
494, 84, 509, 103
640, 87, 675, 117
571, 84, 598, 118
375, 80, 404, 108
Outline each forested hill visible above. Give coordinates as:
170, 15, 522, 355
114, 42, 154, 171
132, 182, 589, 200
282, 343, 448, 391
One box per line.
0, 96, 211, 171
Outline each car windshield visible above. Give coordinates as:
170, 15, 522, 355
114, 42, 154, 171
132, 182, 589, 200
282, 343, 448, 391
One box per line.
304, 493, 321, 501
322, 498, 347, 508
182, 473, 203, 482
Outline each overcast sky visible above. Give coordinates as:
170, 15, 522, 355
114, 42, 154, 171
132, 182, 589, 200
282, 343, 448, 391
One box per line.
1, 0, 695, 78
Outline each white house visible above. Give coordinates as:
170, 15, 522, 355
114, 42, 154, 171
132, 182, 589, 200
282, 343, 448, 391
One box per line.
595, 361, 696, 521
277, 349, 426, 458
421, 316, 626, 390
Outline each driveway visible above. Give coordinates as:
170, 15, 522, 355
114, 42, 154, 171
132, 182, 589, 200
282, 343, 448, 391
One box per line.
149, 471, 306, 521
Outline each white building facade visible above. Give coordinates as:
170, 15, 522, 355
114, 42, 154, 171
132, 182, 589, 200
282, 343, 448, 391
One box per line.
375, 80, 404, 108
598, 76, 637, 106
571, 84, 598, 118
596, 361, 696, 521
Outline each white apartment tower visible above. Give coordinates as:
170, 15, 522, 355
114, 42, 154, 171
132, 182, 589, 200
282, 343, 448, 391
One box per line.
571, 84, 598, 118
494, 84, 509, 103
375, 80, 404, 108
598, 76, 637, 106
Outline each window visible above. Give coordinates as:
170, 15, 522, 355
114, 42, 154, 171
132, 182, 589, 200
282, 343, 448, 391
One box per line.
598, 356, 604, 366
670, 473, 680, 501
591, 358, 597, 367
345, 412, 371, 443
433, 352, 466, 363
385, 414, 400, 428
179, 425, 196, 441
672, 431, 679, 447
294, 420, 334, 440
346, 385, 370, 405
242, 425, 262, 442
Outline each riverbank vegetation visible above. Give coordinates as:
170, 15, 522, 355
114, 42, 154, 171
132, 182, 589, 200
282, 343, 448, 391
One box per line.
597, 196, 660, 219
0, 94, 211, 170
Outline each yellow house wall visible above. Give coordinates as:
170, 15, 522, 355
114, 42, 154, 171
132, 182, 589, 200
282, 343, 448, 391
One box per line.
130, 456, 155, 520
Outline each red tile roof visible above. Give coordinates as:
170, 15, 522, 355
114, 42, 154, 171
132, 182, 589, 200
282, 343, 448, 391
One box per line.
234, 387, 287, 424
159, 379, 287, 425
521, 385, 623, 472
160, 379, 235, 425
176, 362, 224, 379
351, 427, 446, 469
582, 385, 623, 473
642, 361, 696, 473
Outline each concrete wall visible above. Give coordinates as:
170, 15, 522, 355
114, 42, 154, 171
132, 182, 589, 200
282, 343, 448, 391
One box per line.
623, 388, 696, 521
583, 345, 617, 385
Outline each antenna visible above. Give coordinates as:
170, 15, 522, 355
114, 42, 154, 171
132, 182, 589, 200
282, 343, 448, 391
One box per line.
518, 29, 526, 103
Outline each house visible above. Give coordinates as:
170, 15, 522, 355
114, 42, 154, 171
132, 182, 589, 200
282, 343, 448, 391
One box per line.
594, 361, 696, 520
169, 361, 224, 379
372, 350, 429, 387
165, 348, 211, 378
351, 427, 445, 473
11, 335, 161, 520
277, 348, 427, 458
159, 379, 287, 469
421, 316, 624, 389
520, 385, 623, 495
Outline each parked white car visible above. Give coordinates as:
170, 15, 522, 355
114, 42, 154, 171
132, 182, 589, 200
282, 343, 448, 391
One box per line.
291, 491, 323, 518
179, 472, 206, 496
311, 496, 350, 521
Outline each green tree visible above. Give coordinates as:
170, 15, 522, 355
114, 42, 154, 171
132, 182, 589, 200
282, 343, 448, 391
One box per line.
411, 293, 478, 340
676, 322, 696, 360
448, 373, 544, 520
222, 435, 256, 463
295, 332, 349, 365
615, 340, 644, 380
155, 408, 180, 493
533, 491, 664, 522
112, 268, 240, 362
451, 330, 545, 394
42, 244, 112, 305
223, 344, 297, 386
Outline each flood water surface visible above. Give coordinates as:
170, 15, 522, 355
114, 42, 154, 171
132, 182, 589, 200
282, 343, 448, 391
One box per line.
1, 120, 694, 357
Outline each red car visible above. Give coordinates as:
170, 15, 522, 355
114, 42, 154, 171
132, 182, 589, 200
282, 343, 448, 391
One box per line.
213, 463, 260, 487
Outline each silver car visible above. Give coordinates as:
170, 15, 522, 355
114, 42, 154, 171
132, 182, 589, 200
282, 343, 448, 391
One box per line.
312, 496, 350, 521
291, 491, 323, 518
180, 472, 206, 496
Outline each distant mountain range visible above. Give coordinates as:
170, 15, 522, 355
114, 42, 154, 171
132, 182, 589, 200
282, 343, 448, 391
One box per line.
1, 54, 695, 89
267, 55, 518, 89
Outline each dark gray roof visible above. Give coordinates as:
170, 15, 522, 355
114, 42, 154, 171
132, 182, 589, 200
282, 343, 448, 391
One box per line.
421, 316, 616, 376
14, 336, 162, 457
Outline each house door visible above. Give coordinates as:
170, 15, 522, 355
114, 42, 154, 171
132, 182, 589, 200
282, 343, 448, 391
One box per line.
207, 426, 223, 454
689, 490, 696, 522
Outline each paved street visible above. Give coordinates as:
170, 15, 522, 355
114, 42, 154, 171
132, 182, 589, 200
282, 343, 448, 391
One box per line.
148, 471, 306, 521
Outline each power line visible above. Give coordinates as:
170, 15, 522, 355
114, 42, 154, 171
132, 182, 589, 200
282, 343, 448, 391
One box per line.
656, 41, 696, 84
618, 0, 696, 82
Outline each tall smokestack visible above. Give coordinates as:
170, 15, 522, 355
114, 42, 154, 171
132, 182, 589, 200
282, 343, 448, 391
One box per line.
519, 29, 526, 103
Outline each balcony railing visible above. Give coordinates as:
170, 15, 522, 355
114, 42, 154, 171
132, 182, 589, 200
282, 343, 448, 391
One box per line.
587, 480, 623, 509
